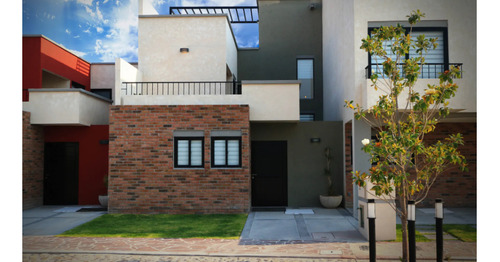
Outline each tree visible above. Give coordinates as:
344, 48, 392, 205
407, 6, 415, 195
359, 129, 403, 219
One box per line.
345, 10, 467, 261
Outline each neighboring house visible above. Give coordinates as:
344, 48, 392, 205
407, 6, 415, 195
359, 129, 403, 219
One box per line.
22, 0, 476, 221
322, 0, 476, 215
22, 35, 111, 209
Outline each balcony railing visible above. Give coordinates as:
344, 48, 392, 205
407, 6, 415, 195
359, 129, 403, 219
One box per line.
365, 63, 463, 79
122, 81, 242, 96
169, 6, 259, 23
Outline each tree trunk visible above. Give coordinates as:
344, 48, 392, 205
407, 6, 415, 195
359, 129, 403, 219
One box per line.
400, 197, 409, 261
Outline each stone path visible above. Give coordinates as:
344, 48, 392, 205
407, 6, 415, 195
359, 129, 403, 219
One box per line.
23, 236, 476, 261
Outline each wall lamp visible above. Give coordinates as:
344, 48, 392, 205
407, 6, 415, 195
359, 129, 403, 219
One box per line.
310, 137, 321, 143
180, 48, 189, 53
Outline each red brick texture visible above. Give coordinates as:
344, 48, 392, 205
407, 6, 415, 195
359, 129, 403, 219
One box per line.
344, 122, 353, 209
23, 111, 44, 209
108, 105, 250, 214
419, 122, 476, 207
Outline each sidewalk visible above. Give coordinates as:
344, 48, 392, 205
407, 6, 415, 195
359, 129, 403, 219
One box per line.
23, 236, 476, 261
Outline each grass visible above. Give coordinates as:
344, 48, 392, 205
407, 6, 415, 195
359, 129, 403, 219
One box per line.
443, 224, 476, 242
394, 225, 432, 242
60, 214, 248, 239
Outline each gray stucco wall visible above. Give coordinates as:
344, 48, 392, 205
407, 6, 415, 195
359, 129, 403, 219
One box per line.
251, 121, 343, 207
239, 0, 323, 120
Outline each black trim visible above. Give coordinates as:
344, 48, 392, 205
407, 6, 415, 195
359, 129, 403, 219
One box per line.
211, 137, 242, 168
296, 57, 314, 100
174, 137, 204, 168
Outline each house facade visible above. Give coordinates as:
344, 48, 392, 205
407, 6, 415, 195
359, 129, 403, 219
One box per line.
22, 0, 476, 227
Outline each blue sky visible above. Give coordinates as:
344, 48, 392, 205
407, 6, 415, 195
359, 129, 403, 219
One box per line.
22, 0, 259, 63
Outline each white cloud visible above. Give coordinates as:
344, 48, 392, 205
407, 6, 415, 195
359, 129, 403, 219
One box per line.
65, 29, 71, 34
77, 0, 93, 6
67, 48, 87, 57
103, 0, 110, 3
94, 0, 138, 61
96, 27, 104, 33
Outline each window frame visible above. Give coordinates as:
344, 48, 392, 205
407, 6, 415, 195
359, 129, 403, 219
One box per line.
296, 57, 315, 100
211, 136, 242, 168
367, 26, 449, 76
174, 136, 204, 168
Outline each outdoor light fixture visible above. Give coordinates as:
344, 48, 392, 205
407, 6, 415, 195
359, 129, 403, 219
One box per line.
310, 138, 321, 143
408, 200, 416, 221
435, 198, 444, 219
435, 198, 444, 261
367, 199, 376, 262
408, 200, 416, 262
367, 199, 376, 219
180, 48, 189, 53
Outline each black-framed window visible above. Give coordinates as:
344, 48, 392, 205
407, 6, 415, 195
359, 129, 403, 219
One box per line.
300, 113, 315, 122
297, 58, 314, 99
91, 89, 112, 100
211, 137, 241, 168
368, 27, 448, 79
174, 137, 204, 168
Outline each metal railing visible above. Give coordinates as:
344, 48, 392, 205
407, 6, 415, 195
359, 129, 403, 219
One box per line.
365, 63, 463, 79
169, 6, 259, 23
121, 81, 242, 96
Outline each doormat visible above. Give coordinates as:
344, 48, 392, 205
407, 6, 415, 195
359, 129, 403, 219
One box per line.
77, 207, 108, 212
285, 209, 314, 215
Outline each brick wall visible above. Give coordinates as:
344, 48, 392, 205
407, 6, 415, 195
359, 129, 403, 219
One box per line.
344, 122, 353, 209
419, 122, 476, 207
23, 111, 44, 209
108, 105, 250, 214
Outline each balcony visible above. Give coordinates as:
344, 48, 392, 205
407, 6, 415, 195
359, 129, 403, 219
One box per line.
22, 88, 112, 126
365, 63, 463, 79
364, 63, 471, 111
118, 80, 300, 122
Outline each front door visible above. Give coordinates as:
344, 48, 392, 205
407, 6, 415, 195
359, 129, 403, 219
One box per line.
44, 142, 79, 205
251, 141, 287, 207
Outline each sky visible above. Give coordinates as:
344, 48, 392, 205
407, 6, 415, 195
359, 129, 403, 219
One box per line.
22, 0, 259, 63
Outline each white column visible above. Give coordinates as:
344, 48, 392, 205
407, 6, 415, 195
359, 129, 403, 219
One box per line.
353, 119, 396, 241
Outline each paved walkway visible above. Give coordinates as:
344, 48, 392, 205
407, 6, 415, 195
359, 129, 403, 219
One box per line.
22, 206, 477, 261
23, 236, 476, 261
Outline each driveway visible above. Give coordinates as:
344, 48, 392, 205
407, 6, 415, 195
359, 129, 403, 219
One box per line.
23, 205, 106, 236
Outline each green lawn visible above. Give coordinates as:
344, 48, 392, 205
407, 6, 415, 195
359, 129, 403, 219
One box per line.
443, 224, 476, 242
394, 225, 432, 242
60, 214, 248, 239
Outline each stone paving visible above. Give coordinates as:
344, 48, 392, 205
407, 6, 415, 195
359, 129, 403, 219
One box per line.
23, 236, 476, 261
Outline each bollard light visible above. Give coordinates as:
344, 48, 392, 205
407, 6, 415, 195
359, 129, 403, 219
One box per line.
435, 198, 444, 219
367, 199, 376, 262
180, 47, 189, 53
407, 200, 417, 262
367, 199, 376, 218
435, 198, 444, 262
408, 200, 416, 221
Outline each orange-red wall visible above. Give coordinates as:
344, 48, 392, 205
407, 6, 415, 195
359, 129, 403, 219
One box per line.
23, 36, 90, 101
44, 125, 109, 205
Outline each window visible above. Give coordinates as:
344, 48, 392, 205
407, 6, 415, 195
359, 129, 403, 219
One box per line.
211, 137, 241, 168
300, 114, 315, 122
174, 137, 204, 168
297, 58, 314, 99
91, 89, 112, 100
368, 27, 448, 79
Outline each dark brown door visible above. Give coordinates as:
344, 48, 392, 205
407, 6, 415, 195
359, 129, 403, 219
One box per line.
44, 142, 79, 205
251, 141, 287, 207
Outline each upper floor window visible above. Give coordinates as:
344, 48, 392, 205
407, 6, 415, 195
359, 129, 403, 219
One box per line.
91, 89, 112, 100
297, 58, 314, 99
368, 27, 448, 79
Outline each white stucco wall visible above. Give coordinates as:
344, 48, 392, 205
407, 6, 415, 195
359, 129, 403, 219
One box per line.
323, 0, 476, 122
22, 89, 111, 126
115, 58, 142, 105
120, 81, 300, 122
138, 15, 236, 82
